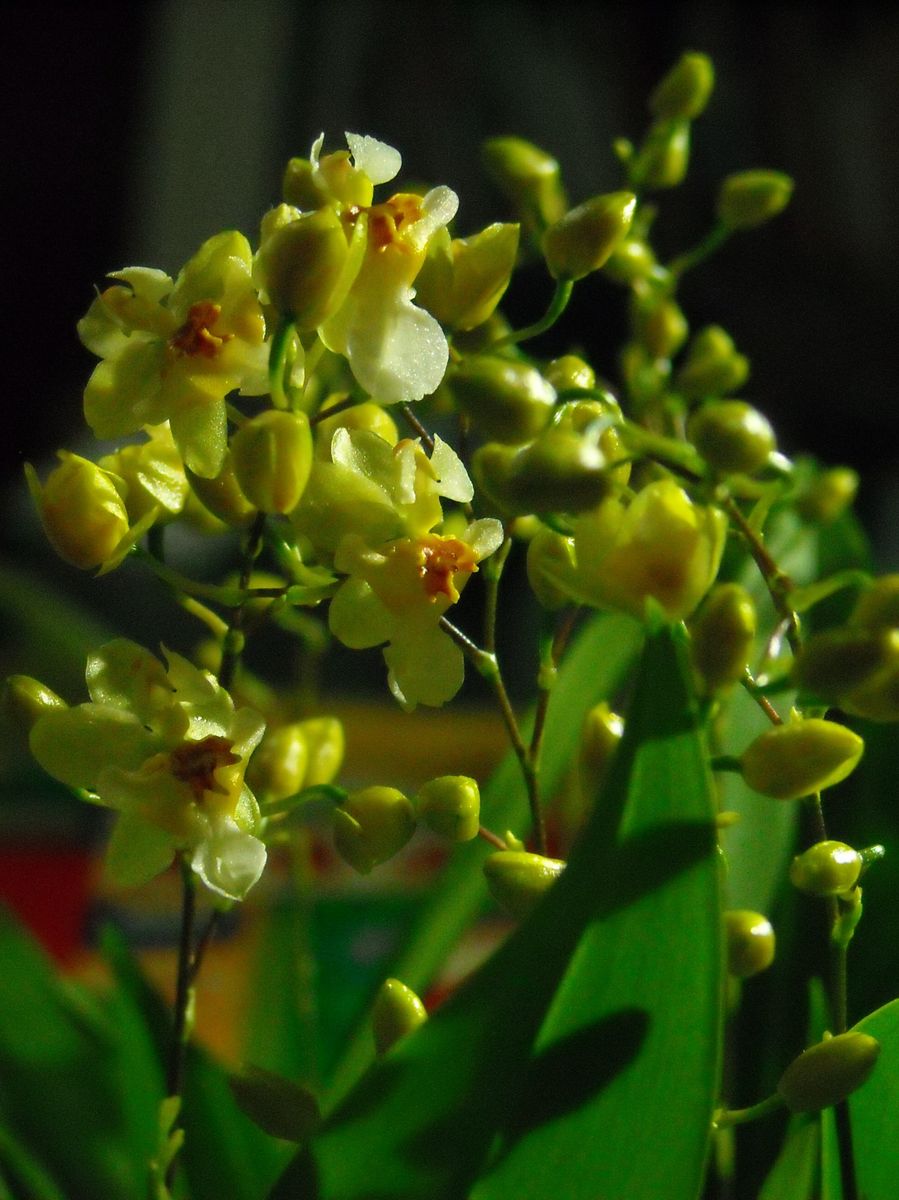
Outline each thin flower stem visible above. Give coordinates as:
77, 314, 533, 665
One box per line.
482, 536, 512, 656
530, 608, 578, 769
309, 395, 357, 427
835, 1100, 860, 1200
712, 1093, 784, 1129
133, 547, 287, 608
269, 318, 295, 409
165, 856, 197, 1190
478, 826, 509, 851
740, 668, 785, 726
220, 512, 267, 691
489, 278, 574, 349
667, 222, 731, 280
723, 495, 801, 655
439, 616, 546, 852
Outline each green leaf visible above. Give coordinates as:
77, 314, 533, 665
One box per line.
230, 1066, 321, 1143
101, 925, 288, 1200
471, 623, 722, 1200
0, 1122, 67, 1200
270, 624, 718, 1200
757, 1117, 819, 1200
0, 911, 161, 1200
325, 611, 643, 1105
848, 997, 899, 1200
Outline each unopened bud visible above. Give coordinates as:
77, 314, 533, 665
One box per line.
298, 717, 344, 787
372, 978, 427, 1056
4, 676, 66, 741
688, 400, 776, 475
415, 222, 520, 332
790, 841, 862, 897
603, 239, 659, 284
231, 411, 314, 513
796, 467, 858, 524
741, 718, 864, 800
675, 326, 749, 398
525, 526, 577, 610
447, 358, 556, 445
793, 627, 899, 703
415, 776, 480, 842
578, 702, 624, 799
778, 1032, 880, 1113
186, 455, 259, 529
256, 207, 356, 329
543, 355, 596, 393
690, 583, 757, 693
482, 137, 568, 232
631, 119, 691, 190
717, 170, 794, 230
26, 454, 129, 571
333, 786, 415, 874
851, 575, 899, 631
314, 397, 398, 459
648, 52, 715, 120
725, 910, 775, 978
483, 850, 565, 919
633, 296, 689, 360
543, 192, 636, 281
282, 156, 323, 210
246, 723, 309, 802
505, 428, 612, 515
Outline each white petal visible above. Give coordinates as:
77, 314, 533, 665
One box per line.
191, 821, 267, 900
406, 186, 459, 250
309, 132, 325, 168
344, 289, 449, 404
345, 133, 401, 184
465, 517, 505, 560
431, 435, 474, 503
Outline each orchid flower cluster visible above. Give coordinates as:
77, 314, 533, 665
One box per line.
10, 51, 899, 1198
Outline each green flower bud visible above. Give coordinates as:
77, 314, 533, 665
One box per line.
231, 411, 314, 514
550, 399, 632, 487
741, 718, 864, 800
675, 326, 750, 399
778, 1032, 880, 1113
525, 525, 577, 610
255, 207, 355, 330
4, 676, 66, 743
603, 239, 659, 285
688, 400, 776, 475
415, 776, 480, 842
282, 156, 323, 210
415, 222, 520, 332
371, 978, 427, 1056
26, 453, 130, 572
717, 170, 794, 230
725, 910, 775, 978
793, 627, 899, 703
543, 355, 596, 393
246, 723, 310, 803
186, 455, 259, 529
482, 137, 568, 232
690, 583, 757, 693
447, 358, 557, 445
333, 786, 416, 874
505, 428, 613, 515
795, 467, 858, 524
543, 192, 637, 281
314, 397, 398, 459
648, 52, 715, 120
851, 575, 899, 631
631, 119, 691, 190
790, 841, 862, 897
578, 702, 624, 800
298, 717, 344, 787
483, 850, 565, 919
633, 296, 689, 360
471, 442, 520, 514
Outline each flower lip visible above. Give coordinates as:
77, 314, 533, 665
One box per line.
419, 535, 479, 602
169, 301, 232, 359
169, 735, 240, 802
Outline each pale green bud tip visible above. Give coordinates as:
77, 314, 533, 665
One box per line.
778, 1032, 880, 1113
717, 170, 794, 230
333, 786, 415, 874
246, 722, 309, 802
741, 718, 864, 801
543, 192, 636, 281
4, 675, 66, 737
790, 841, 862, 897
483, 850, 565, 919
372, 978, 428, 1056
231, 411, 313, 514
415, 776, 480, 842
725, 910, 775, 978
688, 400, 776, 475
579, 702, 624, 798
649, 52, 715, 120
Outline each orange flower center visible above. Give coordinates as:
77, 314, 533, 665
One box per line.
419, 535, 478, 602
170, 735, 240, 802
169, 301, 232, 358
